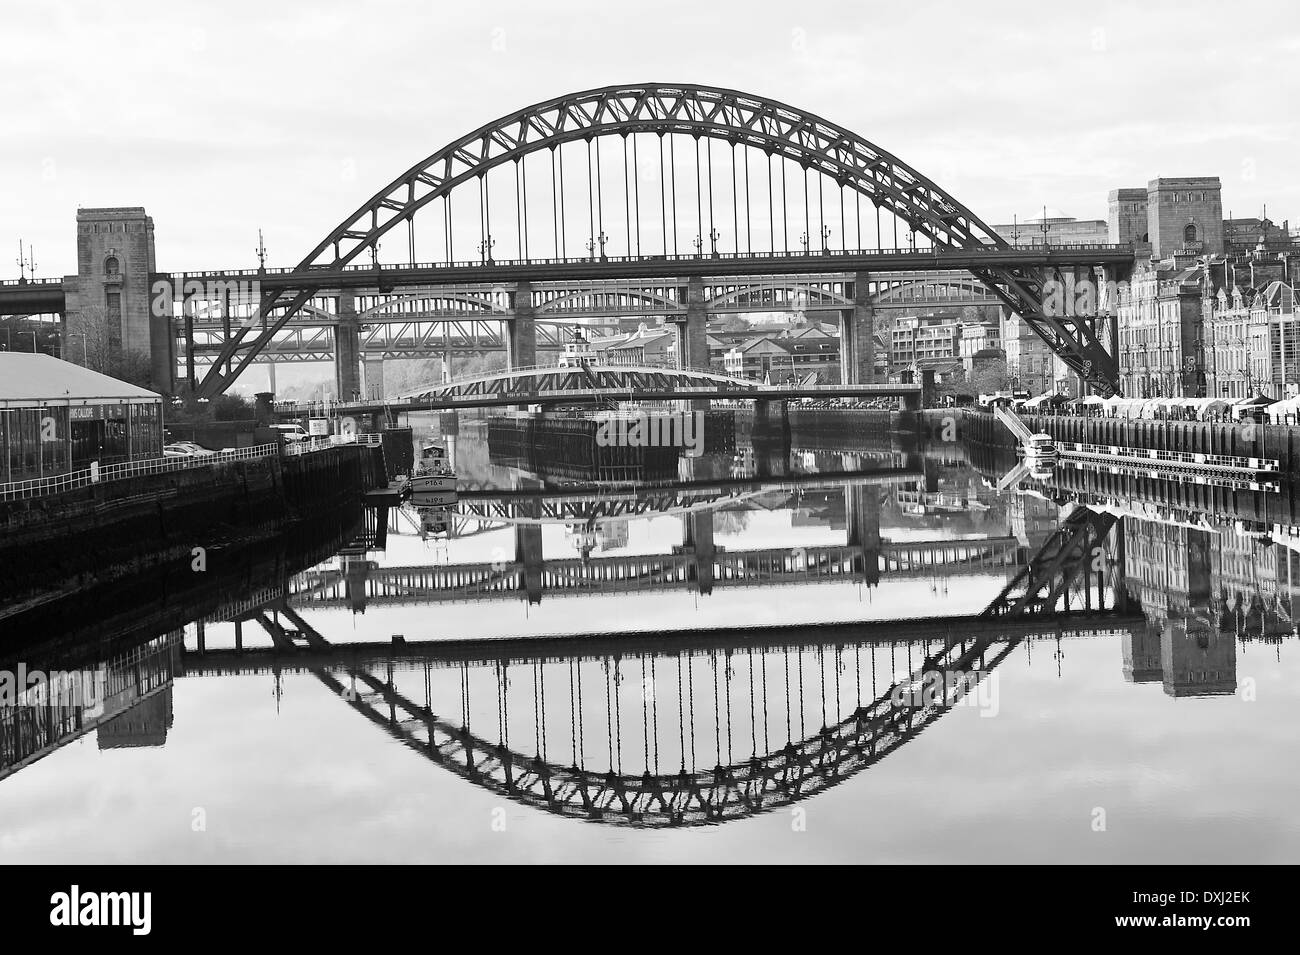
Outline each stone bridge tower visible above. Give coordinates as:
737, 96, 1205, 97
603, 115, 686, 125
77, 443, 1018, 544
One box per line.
64, 207, 173, 392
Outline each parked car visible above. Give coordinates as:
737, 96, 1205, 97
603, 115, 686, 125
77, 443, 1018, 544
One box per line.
163, 442, 214, 458
270, 424, 311, 442
168, 441, 215, 456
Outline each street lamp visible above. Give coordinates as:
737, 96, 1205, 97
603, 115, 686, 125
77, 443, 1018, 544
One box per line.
820, 225, 831, 253
692, 235, 703, 256
15, 239, 35, 283
478, 236, 495, 264
799, 232, 809, 253
708, 227, 721, 256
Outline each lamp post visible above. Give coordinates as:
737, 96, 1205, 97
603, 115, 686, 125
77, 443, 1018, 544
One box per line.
15, 239, 35, 282
478, 236, 495, 264
708, 227, 721, 257
820, 225, 831, 253
692, 235, 703, 256
798, 232, 809, 253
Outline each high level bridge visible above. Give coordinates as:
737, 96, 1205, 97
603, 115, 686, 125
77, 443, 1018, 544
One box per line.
1, 84, 1133, 398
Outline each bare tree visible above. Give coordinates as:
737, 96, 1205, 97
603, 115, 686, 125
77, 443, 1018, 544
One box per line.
67, 304, 153, 387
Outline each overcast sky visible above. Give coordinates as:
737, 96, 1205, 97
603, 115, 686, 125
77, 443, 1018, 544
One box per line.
3, 0, 1298, 278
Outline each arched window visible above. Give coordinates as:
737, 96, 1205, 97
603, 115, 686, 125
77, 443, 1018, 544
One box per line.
1184, 224, 1198, 244
104, 256, 120, 276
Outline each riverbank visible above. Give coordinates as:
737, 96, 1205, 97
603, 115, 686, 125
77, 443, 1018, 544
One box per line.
0, 443, 386, 636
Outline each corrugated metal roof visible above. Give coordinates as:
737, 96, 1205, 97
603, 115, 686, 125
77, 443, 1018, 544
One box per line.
0, 353, 161, 407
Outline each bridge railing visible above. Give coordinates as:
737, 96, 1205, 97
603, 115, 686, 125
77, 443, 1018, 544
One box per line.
0, 444, 279, 502
178, 242, 1139, 281
0, 277, 64, 287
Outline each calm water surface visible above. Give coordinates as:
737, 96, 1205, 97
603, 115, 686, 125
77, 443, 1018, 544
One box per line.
2, 416, 1297, 863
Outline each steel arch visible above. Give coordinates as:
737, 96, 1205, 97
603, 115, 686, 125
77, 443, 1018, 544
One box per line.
399, 362, 761, 402
198, 83, 1117, 396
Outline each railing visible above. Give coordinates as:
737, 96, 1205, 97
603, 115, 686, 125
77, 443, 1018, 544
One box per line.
1056, 441, 1279, 473
0, 277, 64, 287
0, 443, 279, 502
282, 432, 384, 456
175, 242, 1138, 281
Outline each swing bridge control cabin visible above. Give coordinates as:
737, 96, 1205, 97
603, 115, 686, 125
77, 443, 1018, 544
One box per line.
0, 353, 164, 484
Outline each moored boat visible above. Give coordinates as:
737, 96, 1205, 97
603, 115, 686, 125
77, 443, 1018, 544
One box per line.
408, 441, 457, 494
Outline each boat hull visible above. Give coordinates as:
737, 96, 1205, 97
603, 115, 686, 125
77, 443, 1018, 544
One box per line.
409, 474, 457, 493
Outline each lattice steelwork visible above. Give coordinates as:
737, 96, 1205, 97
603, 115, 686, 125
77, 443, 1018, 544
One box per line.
193, 83, 1124, 397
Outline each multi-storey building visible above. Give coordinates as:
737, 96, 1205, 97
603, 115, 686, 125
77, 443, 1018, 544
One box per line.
1202, 246, 1300, 398
890, 315, 959, 370
1117, 261, 1206, 398
1001, 309, 1057, 395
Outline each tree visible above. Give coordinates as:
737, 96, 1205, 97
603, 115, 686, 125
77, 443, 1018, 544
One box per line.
67, 304, 155, 389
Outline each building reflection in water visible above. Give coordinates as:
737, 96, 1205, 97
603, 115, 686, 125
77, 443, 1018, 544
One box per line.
8, 437, 1300, 827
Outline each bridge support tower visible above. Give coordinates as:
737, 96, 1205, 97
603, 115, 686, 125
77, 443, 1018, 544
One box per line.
840, 271, 876, 384
363, 357, 385, 401
845, 484, 882, 586
680, 512, 716, 596
515, 524, 544, 605
507, 281, 537, 371
64, 207, 173, 392
675, 275, 710, 413
335, 292, 363, 401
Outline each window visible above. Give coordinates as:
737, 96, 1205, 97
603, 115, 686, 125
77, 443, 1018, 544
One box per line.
1184, 224, 1197, 244
104, 256, 120, 276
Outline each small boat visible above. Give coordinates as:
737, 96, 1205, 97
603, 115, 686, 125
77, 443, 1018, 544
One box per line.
408, 441, 457, 494
1022, 432, 1059, 462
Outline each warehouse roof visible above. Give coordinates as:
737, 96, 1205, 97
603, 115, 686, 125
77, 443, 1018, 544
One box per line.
0, 353, 161, 408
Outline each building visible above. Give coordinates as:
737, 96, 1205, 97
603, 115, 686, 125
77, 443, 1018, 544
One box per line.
959, 321, 1000, 370
1109, 177, 1225, 260
989, 210, 1109, 247
1001, 310, 1058, 395
587, 324, 677, 366
723, 336, 796, 381
890, 315, 959, 371
0, 353, 164, 484
1117, 261, 1207, 398
1202, 245, 1300, 398
1224, 215, 1292, 252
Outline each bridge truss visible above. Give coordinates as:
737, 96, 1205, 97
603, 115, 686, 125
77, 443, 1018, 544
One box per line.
188, 84, 1126, 396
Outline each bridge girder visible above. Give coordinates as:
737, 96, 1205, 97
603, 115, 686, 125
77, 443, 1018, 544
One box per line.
192, 83, 1128, 397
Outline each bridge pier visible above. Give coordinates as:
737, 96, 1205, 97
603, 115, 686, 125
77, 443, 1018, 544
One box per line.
343, 557, 371, 613
515, 523, 544, 605
506, 281, 537, 370
840, 271, 876, 384
335, 292, 363, 402
680, 512, 716, 596
845, 484, 881, 586
363, 357, 385, 401
674, 276, 711, 413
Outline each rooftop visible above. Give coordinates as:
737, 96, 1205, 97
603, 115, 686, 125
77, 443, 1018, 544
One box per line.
0, 353, 161, 408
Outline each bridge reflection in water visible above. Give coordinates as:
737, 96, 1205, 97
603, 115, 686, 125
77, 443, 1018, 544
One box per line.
2, 455, 1294, 828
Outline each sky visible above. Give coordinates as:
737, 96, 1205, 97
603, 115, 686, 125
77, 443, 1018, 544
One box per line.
2, 0, 1298, 280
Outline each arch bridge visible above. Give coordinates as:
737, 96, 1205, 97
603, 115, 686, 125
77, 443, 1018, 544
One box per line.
168, 84, 1128, 398
184, 506, 1129, 827
275, 362, 923, 416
